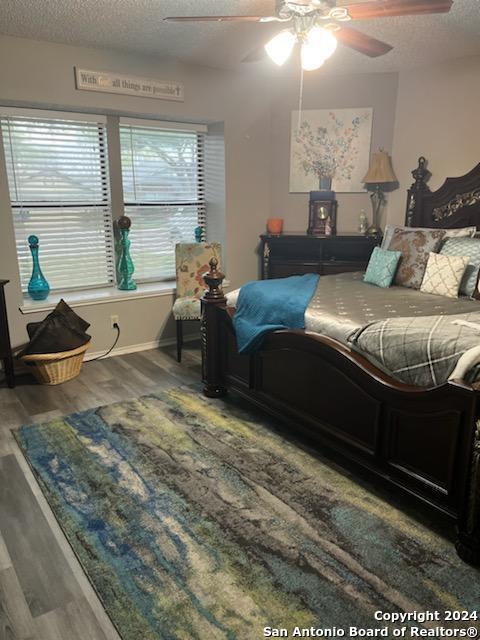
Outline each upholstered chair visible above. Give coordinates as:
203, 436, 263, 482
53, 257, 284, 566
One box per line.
173, 242, 221, 362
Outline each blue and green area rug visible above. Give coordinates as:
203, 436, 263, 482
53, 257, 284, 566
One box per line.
14, 387, 479, 639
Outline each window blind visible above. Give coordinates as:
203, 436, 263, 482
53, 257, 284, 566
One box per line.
1, 114, 114, 292
120, 123, 206, 282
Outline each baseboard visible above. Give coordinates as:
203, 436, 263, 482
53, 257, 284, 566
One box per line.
84, 333, 200, 362
0, 334, 200, 377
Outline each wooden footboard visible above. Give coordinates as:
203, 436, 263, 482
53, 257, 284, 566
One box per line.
201, 260, 480, 564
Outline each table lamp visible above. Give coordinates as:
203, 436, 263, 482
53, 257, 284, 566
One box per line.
362, 150, 397, 237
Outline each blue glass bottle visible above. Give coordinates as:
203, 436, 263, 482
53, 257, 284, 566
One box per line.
117, 216, 137, 291
27, 235, 50, 301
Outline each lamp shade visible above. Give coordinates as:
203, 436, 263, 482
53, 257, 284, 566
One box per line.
362, 150, 397, 184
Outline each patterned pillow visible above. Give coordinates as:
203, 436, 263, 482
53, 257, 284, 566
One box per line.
440, 237, 480, 297
363, 247, 402, 288
420, 252, 469, 298
381, 225, 476, 250
387, 228, 446, 289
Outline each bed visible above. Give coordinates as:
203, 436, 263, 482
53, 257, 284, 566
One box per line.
201, 157, 480, 564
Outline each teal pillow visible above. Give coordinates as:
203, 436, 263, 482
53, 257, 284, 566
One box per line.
440, 237, 480, 297
363, 246, 402, 288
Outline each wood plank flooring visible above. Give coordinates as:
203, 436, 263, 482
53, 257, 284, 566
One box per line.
0, 342, 202, 640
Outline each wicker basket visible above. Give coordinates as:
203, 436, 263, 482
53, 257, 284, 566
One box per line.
20, 342, 91, 385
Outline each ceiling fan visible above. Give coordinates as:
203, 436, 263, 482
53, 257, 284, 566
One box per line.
164, 0, 453, 70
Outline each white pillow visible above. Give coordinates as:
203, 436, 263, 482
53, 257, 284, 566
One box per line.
225, 288, 240, 307
382, 225, 476, 250
420, 252, 469, 298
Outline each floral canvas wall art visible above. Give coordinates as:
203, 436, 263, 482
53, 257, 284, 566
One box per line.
289, 108, 373, 193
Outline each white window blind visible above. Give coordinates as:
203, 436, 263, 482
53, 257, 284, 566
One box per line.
120, 122, 206, 282
1, 113, 114, 292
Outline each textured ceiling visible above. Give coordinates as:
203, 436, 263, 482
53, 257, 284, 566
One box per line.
0, 0, 479, 75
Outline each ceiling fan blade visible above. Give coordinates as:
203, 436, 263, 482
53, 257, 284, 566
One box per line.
242, 46, 267, 63
344, 0, 453, 20
335, 26, 393, 57
164, 15, 273, 23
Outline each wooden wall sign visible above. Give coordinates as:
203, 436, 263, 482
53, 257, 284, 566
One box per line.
75, 68, 184, 102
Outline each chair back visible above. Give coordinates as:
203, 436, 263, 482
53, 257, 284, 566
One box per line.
175, 242, 222, 299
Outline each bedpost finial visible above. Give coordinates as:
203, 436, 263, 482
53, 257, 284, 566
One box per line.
411, 156, 431, 191
203, 257, 225, 301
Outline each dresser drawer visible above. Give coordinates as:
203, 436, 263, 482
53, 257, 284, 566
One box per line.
322, 239, 376, 262
261, 234, 380, 280
269, 260, 321, 279
321, 261, 367, 275
268, 239, 320, 261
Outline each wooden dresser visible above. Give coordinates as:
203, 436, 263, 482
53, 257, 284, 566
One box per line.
260, 233, 379, 280
0, 280, 15, 388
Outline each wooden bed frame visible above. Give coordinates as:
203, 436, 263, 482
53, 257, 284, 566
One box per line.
201, 157, 480, 564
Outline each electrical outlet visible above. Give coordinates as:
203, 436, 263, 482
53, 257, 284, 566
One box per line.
110, 315, 119, 329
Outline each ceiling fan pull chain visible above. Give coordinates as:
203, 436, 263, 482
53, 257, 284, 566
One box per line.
297, 65, 305, 132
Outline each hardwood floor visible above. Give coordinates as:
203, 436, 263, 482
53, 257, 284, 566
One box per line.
0, 342, 202, 640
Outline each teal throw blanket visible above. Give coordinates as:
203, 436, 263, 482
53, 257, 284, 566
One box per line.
233, 274, 319, 354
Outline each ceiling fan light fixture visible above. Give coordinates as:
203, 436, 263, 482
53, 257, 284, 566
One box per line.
300, 26, 337, 71
264, 29, 296, 66
300, 42, 325, 71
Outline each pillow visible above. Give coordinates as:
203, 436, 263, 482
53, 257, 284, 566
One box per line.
19, 300, 91, 357
363, 247, 402, 288
26, 299, 90, 339
420, 252, 469, 298
439, 237, 480, 297
225, 288, 240, 307
387, 228, 446, 289
18, 314, 91, 357
381, 225, 476, 250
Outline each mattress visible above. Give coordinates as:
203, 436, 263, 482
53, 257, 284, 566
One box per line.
304, 271, 480, 343
226, 272, 480, 386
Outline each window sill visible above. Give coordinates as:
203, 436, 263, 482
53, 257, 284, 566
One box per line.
19, 280, 230, 315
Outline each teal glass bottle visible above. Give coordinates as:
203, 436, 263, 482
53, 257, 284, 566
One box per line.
27, 235, 50, 301
194, 226, 203, 242
117, 216, 137, 291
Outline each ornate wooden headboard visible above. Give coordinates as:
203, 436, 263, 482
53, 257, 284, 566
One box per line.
405, 157, 480, 229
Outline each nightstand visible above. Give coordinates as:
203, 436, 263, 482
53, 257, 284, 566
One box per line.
260, 233, 380, 280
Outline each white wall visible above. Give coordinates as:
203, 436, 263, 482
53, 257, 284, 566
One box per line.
388, 55, 480, 226
0, 35, 272, 351
6, 36, 474, 357
269, 71, 399, 233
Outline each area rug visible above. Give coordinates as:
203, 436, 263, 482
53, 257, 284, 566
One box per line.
15, 387, 479, 640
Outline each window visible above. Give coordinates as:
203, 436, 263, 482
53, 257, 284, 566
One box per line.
1, 111, 114, 292
0, 110, 213, 297
120, 119, 206, 282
